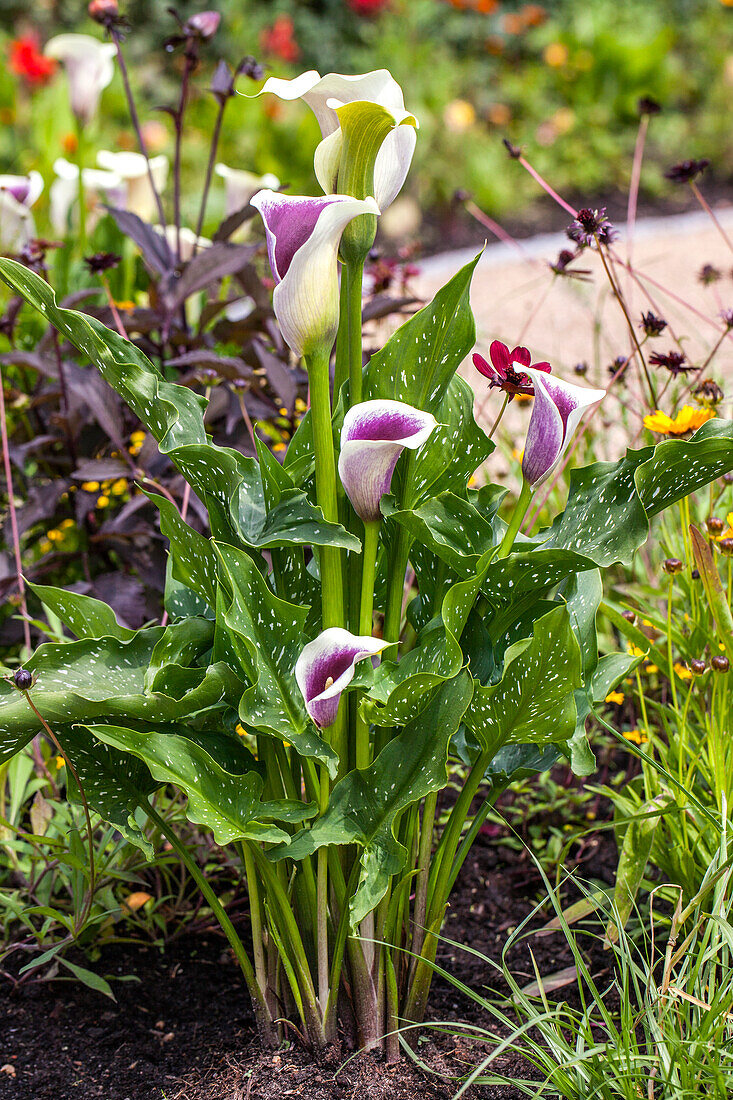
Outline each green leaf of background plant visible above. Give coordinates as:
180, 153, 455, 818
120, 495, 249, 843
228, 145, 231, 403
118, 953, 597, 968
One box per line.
276, 672, 474, 926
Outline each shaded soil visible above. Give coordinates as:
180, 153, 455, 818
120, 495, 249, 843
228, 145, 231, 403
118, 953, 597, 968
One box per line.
0, 821, 618, 1100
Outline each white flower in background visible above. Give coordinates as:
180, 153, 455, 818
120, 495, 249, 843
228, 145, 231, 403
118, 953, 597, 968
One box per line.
214, 165, 280, 217
44, 34, 116, 127
50, 158, 124, 236
0, 172, 44, 252
258, 70, 417, 210
153, 224, 211, 263
251, 189, 379, 358
96, 152, 169, 223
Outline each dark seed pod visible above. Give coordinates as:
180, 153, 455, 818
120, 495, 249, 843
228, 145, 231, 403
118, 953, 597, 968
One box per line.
690, 658, 707, 675
662, 558, 684, 575
718, 538, 733, 557
622, 609, 636, 623
691, 568, 700, 580
13, 668, 33, 691
706, 517, 724, 536
711, 655, 730, 673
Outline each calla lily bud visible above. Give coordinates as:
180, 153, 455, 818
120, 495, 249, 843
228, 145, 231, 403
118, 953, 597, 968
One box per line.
257, 70, 418, 211
295, 627, 389, 728
44, 34, 116, 127
96, 151, 169, 222
250, 189, 380, 358
338, 399, 437, 522
185, 11, 221, 39
0, 172, 43, 252
520, 367, 605, 489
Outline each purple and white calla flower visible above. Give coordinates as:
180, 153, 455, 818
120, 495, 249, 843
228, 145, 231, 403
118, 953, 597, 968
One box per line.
296, 627, 389, 729
258, 70, 417, 210
250, 189, 379, 358
44, 34, 116, 127
338, 400, 437, 522
0, 172, 43, 252
521, 367, 605, 489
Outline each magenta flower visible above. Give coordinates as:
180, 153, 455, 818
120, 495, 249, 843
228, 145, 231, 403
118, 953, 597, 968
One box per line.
295, 628, 388, 728
521, 367, 605, 488
338, 399, 437, 522
473, 340, 551, 398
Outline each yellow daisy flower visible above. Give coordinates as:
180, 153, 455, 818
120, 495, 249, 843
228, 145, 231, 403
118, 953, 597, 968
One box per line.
643, 406, 715, 436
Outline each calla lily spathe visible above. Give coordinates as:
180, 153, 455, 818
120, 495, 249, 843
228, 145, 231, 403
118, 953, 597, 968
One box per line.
251, 189, 380, 358
0, 172, 43, 252
44, 34, 116, 126
339, 400, 437, 522
258, 70, 417, 210
49, 158, 124, 236
521, 368, 605, 489
214, 165, 281, 217
295, 627, 388, 729
96, 152, 169, 223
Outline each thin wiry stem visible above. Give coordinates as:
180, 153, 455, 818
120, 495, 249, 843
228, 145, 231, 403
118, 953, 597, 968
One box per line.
193, 95, 228, 252
0, 365, 30, 653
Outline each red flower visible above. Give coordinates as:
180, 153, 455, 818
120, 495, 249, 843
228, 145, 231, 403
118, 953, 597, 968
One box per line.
348, 0, 390, 14
260, 16, 300, 63
10, 34, 56, 87
473, 340, 551, 397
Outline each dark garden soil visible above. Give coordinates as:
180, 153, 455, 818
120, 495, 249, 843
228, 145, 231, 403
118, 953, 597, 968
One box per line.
0, 830, 618, 1100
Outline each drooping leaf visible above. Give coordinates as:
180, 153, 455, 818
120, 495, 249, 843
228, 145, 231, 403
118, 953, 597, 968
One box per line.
609, 793, 674, 941
215, 543, 338, 774
277, 672, 474, 926
29, 582, 135, 641
86, 723, 315, 847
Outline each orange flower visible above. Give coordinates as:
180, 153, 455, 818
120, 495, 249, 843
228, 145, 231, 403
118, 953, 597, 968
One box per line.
643, 406, 715, 436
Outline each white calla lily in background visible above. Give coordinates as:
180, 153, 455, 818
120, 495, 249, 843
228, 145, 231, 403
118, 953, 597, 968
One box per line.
96, 152, 169, 223
521, 368, 605, 489
214, 165, 281, 217
44, 34, 116, 127
0, 172, 43, 252
258, 70, 418, 210
250, 189, 379, 358
49, 158, 124, 236
339, 400, 437, 522
295, 627, 389, 729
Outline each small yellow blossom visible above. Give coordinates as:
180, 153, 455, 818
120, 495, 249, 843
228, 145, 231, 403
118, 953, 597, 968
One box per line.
47, 529, 63, 542
39, 539, 52, 554
674, 662, 693, 680
235, 723, 246, 737
111, 478, 128, 496
81, 481, 100, 492
96, 495, 110, 508
623, 728, 648, 746
644, 663, 659, 675
544, 41, 569, 67
643, 406, 715, 436
295, 398, 307, 413
722, 511, 733, 539
585, 811, 596, 821
443, 99, 477, 133
273, 442, 287, 454
605, 690, 624, 705
130, 430, 146, 443
60, 518, 75, 530
55, 755, 65, 770
114, 300, 136, 311
628, 643, 646, 658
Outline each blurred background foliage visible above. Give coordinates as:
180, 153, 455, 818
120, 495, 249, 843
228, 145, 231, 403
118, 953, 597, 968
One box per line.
1, 0, 732, 237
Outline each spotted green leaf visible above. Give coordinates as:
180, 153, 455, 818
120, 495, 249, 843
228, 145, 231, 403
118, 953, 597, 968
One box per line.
28, 583, 136, 641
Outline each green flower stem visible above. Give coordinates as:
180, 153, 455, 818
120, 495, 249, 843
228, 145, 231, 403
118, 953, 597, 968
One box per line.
497, 476, 533, 559
355, 520, 380, 771
143, 802, 273, 1042
346, 258, 365, 406
239, 841, 273, 1018
74, 122, 87, 259
333, 273, 350, 395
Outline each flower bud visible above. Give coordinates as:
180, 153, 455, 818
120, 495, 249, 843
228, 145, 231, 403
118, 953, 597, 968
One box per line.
718, 538, 733, 557
621, 609, 636, 623
13, 668, 33, 690
691, 568, 700, 580
88, 0, 118, 21
724, 472, 733, 486
690, 658, 707, 675
694, 379, 724, 408
185, 11, 221, 38
711, 655, 730, 674
662, 558, 684, 575
706, 517, 724, 536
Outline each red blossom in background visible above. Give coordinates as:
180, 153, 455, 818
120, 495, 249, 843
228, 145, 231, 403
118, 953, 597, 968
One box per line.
10, 34, 56, 87
347, 0, 391, 14
473, 340, 551, 397
260, 16, 300, 63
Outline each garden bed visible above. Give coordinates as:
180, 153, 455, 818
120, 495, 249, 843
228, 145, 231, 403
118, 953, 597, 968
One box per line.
0, 821, 617, 1100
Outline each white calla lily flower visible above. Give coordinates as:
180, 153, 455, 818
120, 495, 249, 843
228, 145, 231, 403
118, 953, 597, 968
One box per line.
44, 34, 116, 127
50, 158, 124, 236
0, 173, 43, 252
251, 189, 380, 358
96, 152, 169, 223
258, 70, 417, 210
214, 165, 281, 217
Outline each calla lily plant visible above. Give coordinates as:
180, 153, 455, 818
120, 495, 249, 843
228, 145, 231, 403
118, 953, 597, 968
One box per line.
1, 59, 732, 1068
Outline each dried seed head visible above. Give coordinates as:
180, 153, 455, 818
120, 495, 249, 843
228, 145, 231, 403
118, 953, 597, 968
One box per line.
698, 263, 721, 286
690, 658, 707, 676
621, 609, 637, 623
637, 96, 661, 117
573, 361, 588, 376
88, 0, 119, 22
706, 517, 724, 535
639, 311, 667, 337
711, 655, 730, 673
718, 537, 733, 557
662, 558, 684, 575
691, 568, 700, 580
664, 158, 710, 184
13, 668, 33, 691
694, 379, 724, 407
